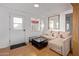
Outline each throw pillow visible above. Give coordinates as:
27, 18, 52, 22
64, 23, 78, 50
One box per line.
52, 33, 54, 37
60, 34, 64, 39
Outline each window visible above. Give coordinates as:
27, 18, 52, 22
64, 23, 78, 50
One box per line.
66, 14, 72, 32
31, 18, 40, 31
48, 15, 60, 31
13, 17, 23, 30
31, 18, 43, 31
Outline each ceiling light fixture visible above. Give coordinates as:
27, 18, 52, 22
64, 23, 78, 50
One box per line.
34, 4, 39, 8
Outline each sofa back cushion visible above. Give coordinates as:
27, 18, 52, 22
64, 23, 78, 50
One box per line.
59, 32, 70, 38
45, 32, 52, 36
45, 31, 59, 38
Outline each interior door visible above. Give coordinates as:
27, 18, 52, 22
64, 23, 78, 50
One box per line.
9, 14, 26, 45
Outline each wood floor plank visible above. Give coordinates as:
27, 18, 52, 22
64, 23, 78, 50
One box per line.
0, 43, 72, 56
10, 43, 70, 56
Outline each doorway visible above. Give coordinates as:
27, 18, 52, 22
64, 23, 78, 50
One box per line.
9, 14, 26, 49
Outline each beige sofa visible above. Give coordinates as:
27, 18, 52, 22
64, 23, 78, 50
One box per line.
41, 31, 72, 55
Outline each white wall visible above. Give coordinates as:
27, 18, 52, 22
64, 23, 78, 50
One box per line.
0, 6, 48, 48
0, 7, 9, 48
0, 6, 33, 48
0, 5, 73, 48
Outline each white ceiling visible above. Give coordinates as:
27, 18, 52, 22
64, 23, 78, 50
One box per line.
0, 3, 72, 17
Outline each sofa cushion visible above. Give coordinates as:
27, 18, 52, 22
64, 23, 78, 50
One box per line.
59, 32, 70, 38
52, 33, 54, 37
48, 38, 63, 51
60, 34, 64, 38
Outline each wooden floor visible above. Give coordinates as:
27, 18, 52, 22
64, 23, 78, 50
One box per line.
0, 43, 72, 56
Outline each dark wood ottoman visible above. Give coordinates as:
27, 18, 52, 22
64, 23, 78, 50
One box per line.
31, 37, 48, 49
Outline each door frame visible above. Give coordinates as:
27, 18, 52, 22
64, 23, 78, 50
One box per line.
9, 13, 26, 45
71, 4, 79, 56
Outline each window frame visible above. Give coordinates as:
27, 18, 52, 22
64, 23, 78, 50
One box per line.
48, 15, 60, 31
13, 17, 23, 30
31, 18, 41, 32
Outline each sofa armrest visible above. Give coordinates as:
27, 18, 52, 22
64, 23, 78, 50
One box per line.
63, 35, 72, 41
61, 35, 72, 55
